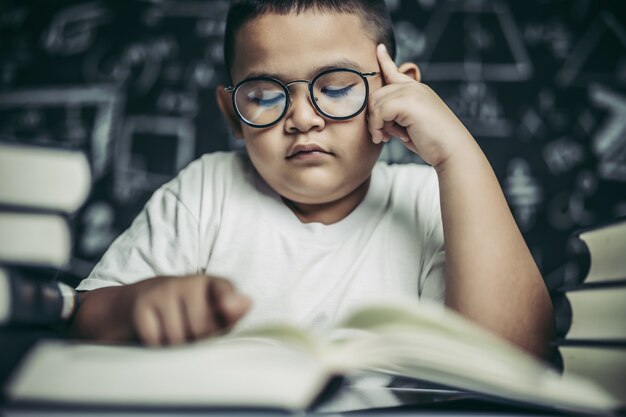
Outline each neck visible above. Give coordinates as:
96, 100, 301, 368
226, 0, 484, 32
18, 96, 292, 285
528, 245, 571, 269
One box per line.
282, 178, 371, 225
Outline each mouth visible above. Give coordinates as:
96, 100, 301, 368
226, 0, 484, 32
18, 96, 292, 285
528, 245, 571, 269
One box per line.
286, 144, 333, 160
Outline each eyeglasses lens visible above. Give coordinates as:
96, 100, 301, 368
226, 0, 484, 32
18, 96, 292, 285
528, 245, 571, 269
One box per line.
313, 71, 366, 118
235, 80, 287, 126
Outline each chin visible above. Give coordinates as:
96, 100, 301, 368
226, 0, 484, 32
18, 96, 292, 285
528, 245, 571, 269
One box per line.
282, 177, 367, 206
275, 179, 340, 202
282, 188, 343, 205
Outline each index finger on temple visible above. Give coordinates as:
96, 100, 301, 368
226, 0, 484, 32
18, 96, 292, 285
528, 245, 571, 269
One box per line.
376, 44, 402, 84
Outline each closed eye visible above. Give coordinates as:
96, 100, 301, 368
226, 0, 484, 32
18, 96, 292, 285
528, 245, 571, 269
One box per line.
247, 91, 284, 107
321, 84, 355, 98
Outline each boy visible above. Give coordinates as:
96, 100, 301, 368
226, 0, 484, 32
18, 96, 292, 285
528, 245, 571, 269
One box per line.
72, 0, 553, 358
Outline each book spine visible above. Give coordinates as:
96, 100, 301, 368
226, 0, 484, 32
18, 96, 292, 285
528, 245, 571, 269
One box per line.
0, 270, 78, 326
551, 293, 572, 339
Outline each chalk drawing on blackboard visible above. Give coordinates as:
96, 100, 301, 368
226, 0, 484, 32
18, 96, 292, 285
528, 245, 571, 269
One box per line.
516, 89, 570, 142
195, 19, 227, 38
0, 86, 122, 180
503, 158, 543, 232
84, 37, 178, 94
143, 0, 229, 29
79, 201, 116, 257
589, 84, 626, 182
536, 90, 575, 133
394, 21, 427, 64
161, 60, 217, 90
557, 12, 626, 87
523, 19, 573, 60
140, 1, 228, 69
542, 137, 586, 175
113, 115, 195, 202
576, 170, 599, 196
600, 148, 626, 182
42, 2, 110, 56
157, 89, 198, 115
547, 170, 597, 230
446, 81, 511, 137
189, 60, 217, 89
418, 0, 532, 81
574, 108, 597, 137
547, 192, 575, 231
517, 108, 546, 141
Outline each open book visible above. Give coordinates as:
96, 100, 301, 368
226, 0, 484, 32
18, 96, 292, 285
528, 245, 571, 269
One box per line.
5, 298, 619, 414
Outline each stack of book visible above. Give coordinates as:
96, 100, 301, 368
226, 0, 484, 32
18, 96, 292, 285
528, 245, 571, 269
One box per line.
0, 142, 91, 327
552, 218, 626, 404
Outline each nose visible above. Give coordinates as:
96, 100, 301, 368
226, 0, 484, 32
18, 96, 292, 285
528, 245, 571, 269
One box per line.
284, 82, 325, 134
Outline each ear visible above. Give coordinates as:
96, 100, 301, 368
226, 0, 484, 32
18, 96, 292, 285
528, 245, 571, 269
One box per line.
216, 85, 244, 139
398, 62, 421, 82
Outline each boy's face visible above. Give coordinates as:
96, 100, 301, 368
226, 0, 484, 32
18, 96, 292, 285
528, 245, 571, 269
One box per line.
218, 12, 384, 206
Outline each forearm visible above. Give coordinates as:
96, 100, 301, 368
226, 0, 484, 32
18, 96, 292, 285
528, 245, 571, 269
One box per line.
71, 286, 137, 342
436, 135, 554, 358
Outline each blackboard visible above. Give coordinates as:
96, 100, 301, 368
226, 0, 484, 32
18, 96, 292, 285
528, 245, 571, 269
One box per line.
1, 0, 624, 284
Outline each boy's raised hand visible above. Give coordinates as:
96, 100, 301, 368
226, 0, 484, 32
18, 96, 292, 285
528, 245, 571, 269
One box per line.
368, 44, 473, 169
130, 275, 251, 346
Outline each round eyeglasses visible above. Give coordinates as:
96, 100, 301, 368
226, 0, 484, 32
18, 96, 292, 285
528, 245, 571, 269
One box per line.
225, 68, 380, 128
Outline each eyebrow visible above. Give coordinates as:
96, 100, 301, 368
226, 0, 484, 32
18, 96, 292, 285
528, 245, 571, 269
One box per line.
241, 58, 365, 82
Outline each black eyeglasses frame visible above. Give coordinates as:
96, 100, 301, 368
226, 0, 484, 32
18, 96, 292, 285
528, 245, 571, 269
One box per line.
225, 68, 380, 128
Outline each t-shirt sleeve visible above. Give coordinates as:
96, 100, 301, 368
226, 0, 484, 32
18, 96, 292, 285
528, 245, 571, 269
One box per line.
75, 163, 203, 291
417, 168, 446, 304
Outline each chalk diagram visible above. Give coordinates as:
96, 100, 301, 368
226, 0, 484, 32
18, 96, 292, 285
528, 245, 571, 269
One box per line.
418, 0, 532, 138
542, 8, 626, 233
419, 0, 532, 81
113, 115, 195, 203
556, 12, 626, 88
503, 158, 543, 232
589, 85, 626, 183
41, 1, 111, 57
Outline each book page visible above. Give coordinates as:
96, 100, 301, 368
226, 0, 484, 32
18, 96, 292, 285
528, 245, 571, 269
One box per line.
7, 336, 331, 410
323, 298, 619, 413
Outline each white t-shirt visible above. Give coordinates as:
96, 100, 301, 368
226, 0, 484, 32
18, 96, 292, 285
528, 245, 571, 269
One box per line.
77, 151, 446, 332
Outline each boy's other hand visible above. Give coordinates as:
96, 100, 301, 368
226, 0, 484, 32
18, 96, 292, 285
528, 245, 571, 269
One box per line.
130, 275, 251, 346
368, 44, 474, 169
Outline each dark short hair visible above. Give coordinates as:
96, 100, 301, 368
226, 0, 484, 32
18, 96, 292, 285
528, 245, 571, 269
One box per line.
223, 0, 396, 82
